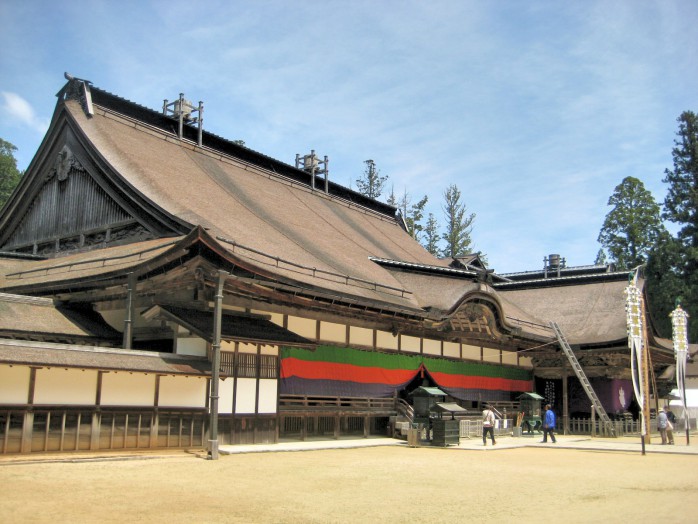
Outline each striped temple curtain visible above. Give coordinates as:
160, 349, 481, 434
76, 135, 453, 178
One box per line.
280, 346, 532, 401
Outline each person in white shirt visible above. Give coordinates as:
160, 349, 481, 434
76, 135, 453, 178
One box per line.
482, 405, 496, 446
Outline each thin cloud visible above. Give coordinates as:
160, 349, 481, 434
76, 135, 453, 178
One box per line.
1, 92, 49, 135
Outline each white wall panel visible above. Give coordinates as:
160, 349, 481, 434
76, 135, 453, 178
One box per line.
319, 321, 346, 344
0, 365, 30, 404
401, 335, 420, 353
101, 372, 155, 406
483, 347, 500, 364
518, 356, 534, 369
423, 338, 441, 356
239, 342, 258, 354
176, 337, 207, 357
349, 326, 373, 347
462, 344, 481, 361
235, 378, 257, 414
376, 330, 398, 351
159, 376, 206, 408
260, 345, 278, 356
287, 316, 317, 339
218, 378, 234, 414
258, 379, 277, 414
34, 368, 98, 405
443, 341, 460, 359
502, 351, 519, 366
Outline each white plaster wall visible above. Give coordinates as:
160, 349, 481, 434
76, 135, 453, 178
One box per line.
251, 310, 284, 328
461, 344, 480, 361
502, 351, 519, 366
518, 356, 534, 369
100, 372, 156, 406
443, 341, 460, 359
483, 347, 500, 364
0, 365, 30, 404
422, 338, 441, 356
260, 345, 278, 356
159, 376, 207, 408
238, 342, 258, 354
100, 307, 153, 331
221, 340, 235, 352
34, 368, 98, 405
349, 326, 373, 347
176, 336, 208, 357
235, 378, 257, 414
401, 335, 421, 353
258, 379, 278, 414
218, 378, 234, 414
319, 321, 346, 344
376, 330, 399, 351
287, 316, 317, 339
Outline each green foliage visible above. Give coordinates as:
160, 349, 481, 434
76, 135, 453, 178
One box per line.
404, 194, 428, 241
647, 110, 698, 341
645, 232, 687, 338
597, 176, 665, 270
355, 159, 388, 200
662, 111, 698, 248
0, 138, 22, 209
423, 213, 440, 255
594, 248, 608, 266
441, 184, 475, 258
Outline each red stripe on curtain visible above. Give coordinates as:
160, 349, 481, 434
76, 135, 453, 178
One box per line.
429, 371, 532, 392
280, 357, 418, 385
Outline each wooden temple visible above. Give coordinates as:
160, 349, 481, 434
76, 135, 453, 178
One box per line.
0, 74, 687, 454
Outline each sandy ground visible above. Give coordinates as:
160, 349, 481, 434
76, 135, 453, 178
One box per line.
2, 439, 698, 524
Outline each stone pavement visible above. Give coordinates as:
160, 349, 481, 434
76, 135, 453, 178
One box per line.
219, 433, 698, 456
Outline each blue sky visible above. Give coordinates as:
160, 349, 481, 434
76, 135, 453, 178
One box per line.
1, 0, 696, 273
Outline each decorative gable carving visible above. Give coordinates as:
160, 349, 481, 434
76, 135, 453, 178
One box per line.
448, 302, 497, 337
2, 145, 151, 255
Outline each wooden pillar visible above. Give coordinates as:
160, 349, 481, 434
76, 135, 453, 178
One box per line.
208, 270, 228, 459
122, 272, 136, 349
21, 411, 34, 454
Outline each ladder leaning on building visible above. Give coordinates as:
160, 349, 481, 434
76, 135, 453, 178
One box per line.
550, 322, 615, 436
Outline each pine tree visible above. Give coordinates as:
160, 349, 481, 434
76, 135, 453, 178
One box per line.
355, 159, 388, 200
597, 176, 665, 270
663, 111, 698, 250
423, 213, 440, 255
441, 184, 475, 258
594, 249, 608, 266
660, 110, 698, 340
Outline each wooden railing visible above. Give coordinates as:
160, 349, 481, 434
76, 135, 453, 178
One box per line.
279, 395, 396, 414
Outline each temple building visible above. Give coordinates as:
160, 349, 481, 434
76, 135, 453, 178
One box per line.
0, 75, 687, 454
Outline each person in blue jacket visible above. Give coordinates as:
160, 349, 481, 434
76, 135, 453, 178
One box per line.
541, 404, 557, 443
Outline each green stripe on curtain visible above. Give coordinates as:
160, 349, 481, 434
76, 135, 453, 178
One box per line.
281, 346, 531, 381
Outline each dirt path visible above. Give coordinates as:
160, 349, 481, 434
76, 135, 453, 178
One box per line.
2, 444, 697, 523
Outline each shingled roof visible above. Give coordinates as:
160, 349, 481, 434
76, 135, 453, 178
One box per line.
0, 76, 675, 352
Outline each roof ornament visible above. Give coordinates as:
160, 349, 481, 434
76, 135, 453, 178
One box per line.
163, 93, 204, 146
543, 254, 565, 278
61, 72, 94, 117
295, 150, 329, 193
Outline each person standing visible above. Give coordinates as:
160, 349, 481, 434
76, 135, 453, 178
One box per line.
482, 404, 496, 446
657, 406, 669, 444
665, 405, 676, 445
541, 404, 557, 443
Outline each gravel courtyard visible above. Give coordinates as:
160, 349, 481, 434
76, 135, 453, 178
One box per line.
1, 438, 697, 523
